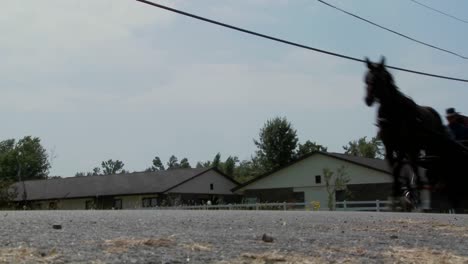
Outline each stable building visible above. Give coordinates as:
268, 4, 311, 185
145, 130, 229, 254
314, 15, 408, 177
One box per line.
233, 152, 393, 209
11, 167, 240, 210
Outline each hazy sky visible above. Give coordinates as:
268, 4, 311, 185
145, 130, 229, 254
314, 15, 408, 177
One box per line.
1, 0, 467, 176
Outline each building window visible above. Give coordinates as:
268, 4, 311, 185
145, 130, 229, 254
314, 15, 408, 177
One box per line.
335, 190, 346, 202
113, 199, 123, 210
210, 183, 214, 190
243, 197, 257, 204
49, 201, 57, 210
293, 192, 305, 203
142, 197, 158, 208
85, 200, 94, 210
315, 175, 321, 184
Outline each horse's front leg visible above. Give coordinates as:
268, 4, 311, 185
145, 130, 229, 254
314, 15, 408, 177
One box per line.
406, 152, 425, 210
384, 145, 403, 207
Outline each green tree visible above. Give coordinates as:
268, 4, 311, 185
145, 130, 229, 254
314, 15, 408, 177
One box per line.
233, 158, 264, 183
254, 117, 298, 171
92, 167, 101, 176
196, 154, 239, 177
323, 166, 350, 211
179, 158, 191, 168
296, 140, 327, 158
196, 153, 221, 169
343, 136, 383, 159
212, 153, 221, 169
167, 155, 180, 170
0, 179, 16, 209
196, 152, 223, 169
16, 137, 51, 180
223, 156, 239, 177
147, 156, 165, 171
0, 136, 50, 181
0, 139, 17, 180
101, 159, 125, 175
195, 161, 209, 168
75, 166, 108, 177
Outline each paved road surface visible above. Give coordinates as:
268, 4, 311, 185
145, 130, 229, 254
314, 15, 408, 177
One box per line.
0, 210, 466, 263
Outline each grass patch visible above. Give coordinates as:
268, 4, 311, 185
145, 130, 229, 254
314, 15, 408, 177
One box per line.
103, 237, 175, 253
0, 247, 61, 263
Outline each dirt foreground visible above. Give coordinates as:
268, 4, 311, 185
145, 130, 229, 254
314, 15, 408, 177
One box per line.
0, 210, 466, 263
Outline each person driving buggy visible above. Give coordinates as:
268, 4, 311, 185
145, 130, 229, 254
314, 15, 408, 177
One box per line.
445, 107, 468, 141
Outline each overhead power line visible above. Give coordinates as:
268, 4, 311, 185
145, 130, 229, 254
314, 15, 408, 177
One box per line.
135, 0, 468, 83
317, 0, 467, 60
409, 0, 468, 24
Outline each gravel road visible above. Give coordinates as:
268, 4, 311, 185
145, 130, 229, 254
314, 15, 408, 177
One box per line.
0, 210, 466, 263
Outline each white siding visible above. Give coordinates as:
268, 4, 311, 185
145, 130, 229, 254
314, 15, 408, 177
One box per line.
27, 199, 89, 210
57, 198, 89, 210
31, 195, 158, 210
238, 154, 391, 191
114, 194, 160, 209
237, 153, 392, 208
168, 170, 237, 194
293, 187, 328, 210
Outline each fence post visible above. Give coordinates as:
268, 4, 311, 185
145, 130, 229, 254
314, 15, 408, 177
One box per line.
376, 200, 380, 212
343, 200, 347, 210
283, 202, 287, 211
255, 203, 258, 210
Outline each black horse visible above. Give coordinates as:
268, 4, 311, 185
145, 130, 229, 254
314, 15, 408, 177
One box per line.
364, 57, 468, 212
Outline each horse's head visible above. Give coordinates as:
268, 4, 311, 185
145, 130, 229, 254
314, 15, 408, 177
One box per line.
364, 57, 395, 107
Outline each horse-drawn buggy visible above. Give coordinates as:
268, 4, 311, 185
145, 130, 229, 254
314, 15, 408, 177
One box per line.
364, 57, 468, 213
397, 139, 468, 213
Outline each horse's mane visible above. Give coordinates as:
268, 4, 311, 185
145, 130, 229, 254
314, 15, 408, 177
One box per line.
381, 69, 419, 115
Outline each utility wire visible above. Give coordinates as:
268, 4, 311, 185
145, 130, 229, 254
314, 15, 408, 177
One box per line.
317, 0, 467, 60
409, 0, 468, 24
135, 0, 468, 83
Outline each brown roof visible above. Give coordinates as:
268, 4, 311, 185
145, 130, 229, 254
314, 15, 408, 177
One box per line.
324, 152, 390, 173
12, 167, 236, 201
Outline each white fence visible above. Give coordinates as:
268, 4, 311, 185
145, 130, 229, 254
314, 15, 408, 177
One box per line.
149, 200, 391, 212
335, 200, 392, 212
155, 202, 306, 211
